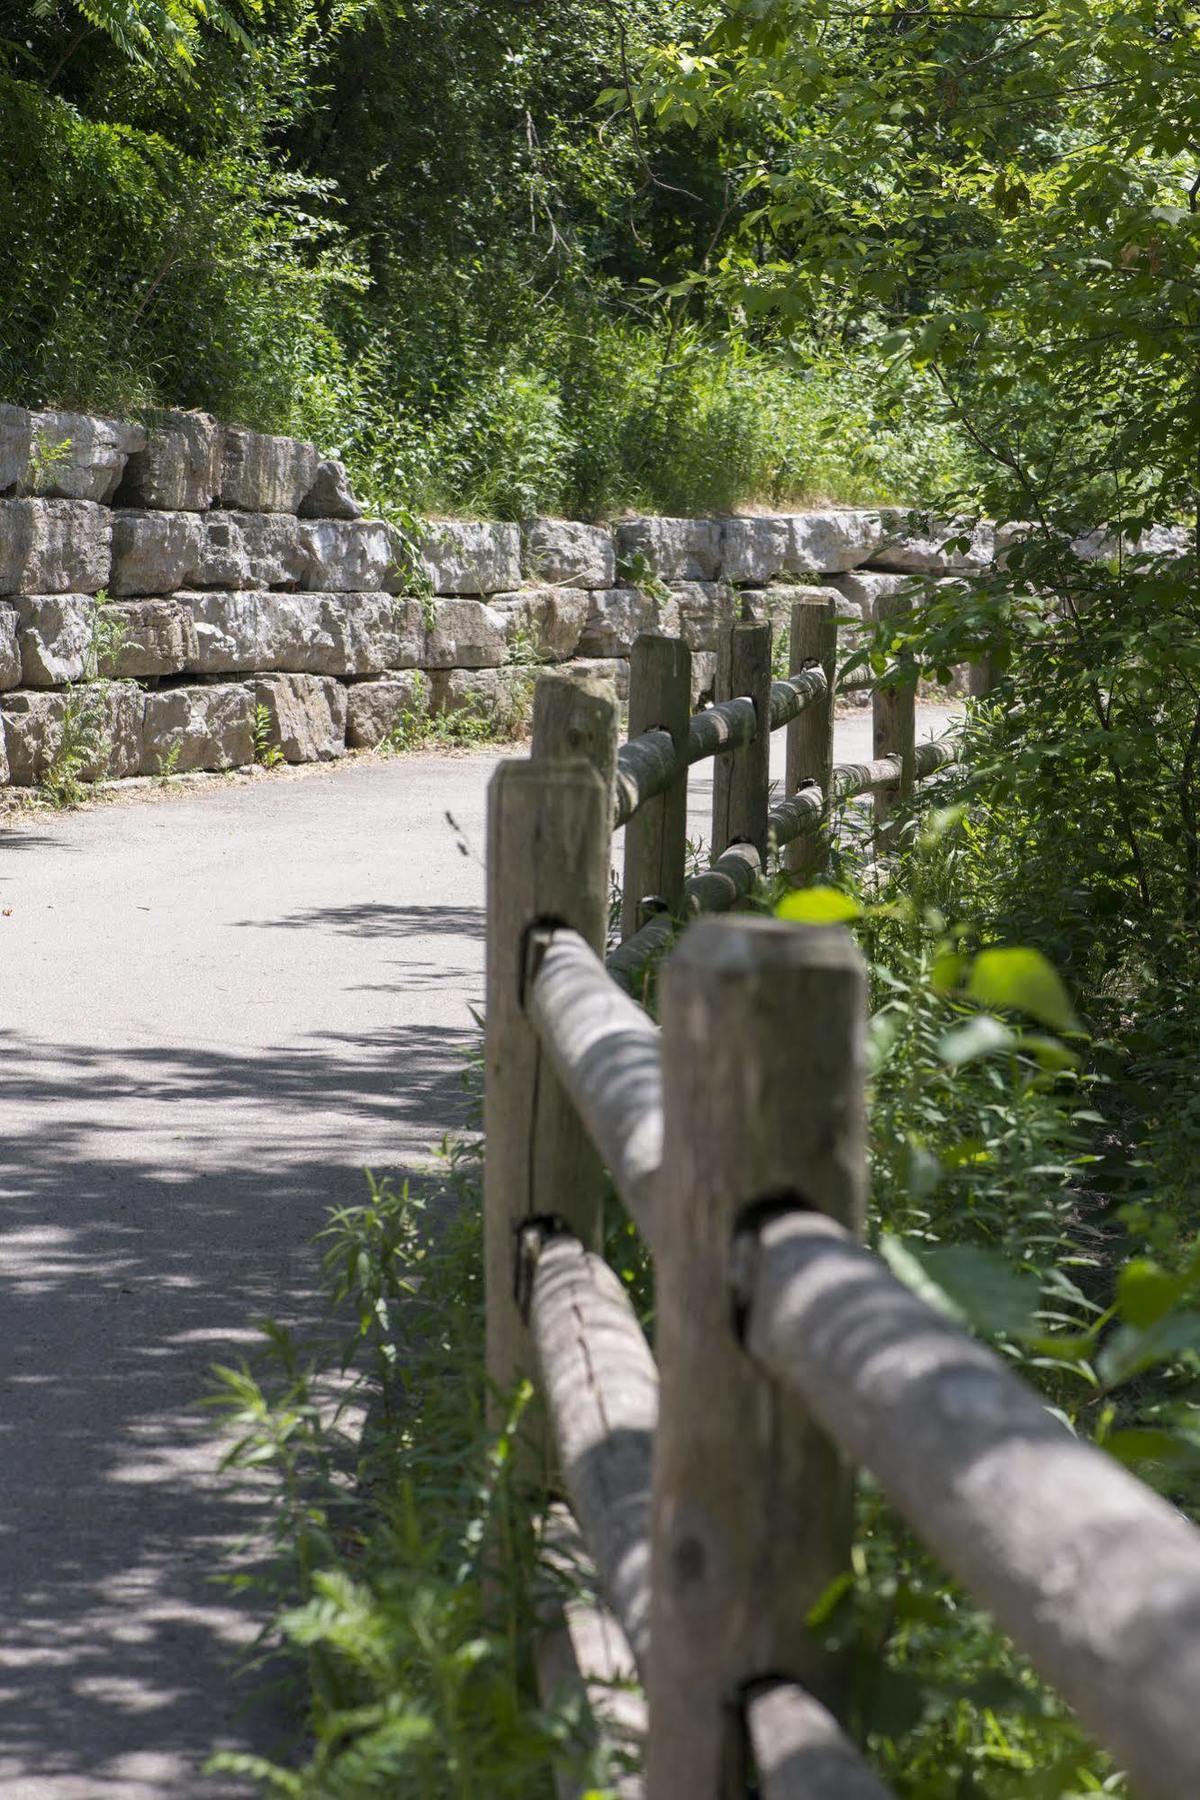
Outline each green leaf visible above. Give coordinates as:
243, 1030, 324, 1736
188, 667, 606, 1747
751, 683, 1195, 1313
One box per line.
776, 886, 862, 924
938, 1013, 1015, 1065
919, 802, 967, 845
860, 1666, 928, 1738
1098, 1311, 1200, 1387
880, 1233, 960, 1320
1014, 1032, 1081, 1072
1105, 1427, 1200, 1471
930, 950, 967, 993
881, 1234, 1040, 1338
1116, 1258, 1184, 1329
919, 1243, 1042, 1339
965, 947, 1081, 1034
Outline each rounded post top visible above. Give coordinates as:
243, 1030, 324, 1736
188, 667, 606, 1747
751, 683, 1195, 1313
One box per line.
489, 754, 610, 797
666, 913, 867, 979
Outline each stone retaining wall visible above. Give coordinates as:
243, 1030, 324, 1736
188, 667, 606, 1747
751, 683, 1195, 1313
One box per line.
0, 404, 996, 789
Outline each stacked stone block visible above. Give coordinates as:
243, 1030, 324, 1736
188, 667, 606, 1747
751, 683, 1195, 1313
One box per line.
0, 402, 1008, 789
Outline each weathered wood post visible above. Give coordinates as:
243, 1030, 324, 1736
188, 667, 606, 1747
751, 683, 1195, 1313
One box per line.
532, 665, 620, 796
647, 915, 867, 1797
872, 591, 916, 843
485, 679, 618, 1434
712, 618, 772, 861
784, 595, 838, 883
623, 634, 691, 938
969, 652, 998, 699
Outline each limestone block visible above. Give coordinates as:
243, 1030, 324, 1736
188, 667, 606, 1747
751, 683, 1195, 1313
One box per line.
10, 595, 96, 686
827, 569, 913, 622
491, 588, 587, 662
115, 410, 221, 511
521, 518, 615, 589
739, 581, 854, 628
1138, 524, 1181, 559
300, 518, 395, 591
419, 520, 523, 595
720, 516, 791, 585
0, 604, 19, 689
787, 510, 886, 574
218, 427, 321, 514
345, 672, 427, 748
615, 516, 720, 582
251, 673, 347, 763
184, 591, 267, 674
183, 591, 423, 678
298, 459, 362, 521
691, 651, 717, 709
2, 682, 143, 784
0, 499, 111, 595
100, 600, 196, 679
272, 593, 414, 677
562, 655, 630, 704
0, 405, 32, 493
141, 683, 255, 774
186, 512, 309, 590
578, 586, 681, 657
671, 581, 734, 653
235, 513, 308, 589
189, 513, 250, 589
15, 411, 146, 504
346, 595, 424, 673
872, 512, 995, 573
1072, 523, 1192, 563
423, 597, 508, 668
429, 666, 535, 736
109, 510, 205, 596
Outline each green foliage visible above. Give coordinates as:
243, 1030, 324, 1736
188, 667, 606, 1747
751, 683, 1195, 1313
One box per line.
208, 1149, 635, 1796
252, 703, 285, 769
375, 676, 534, 756
0, 0, 968, 514
0, 58, 360, 429
43, 0, 259, 70
39, 597, 129, 806
39, 686, 107, 807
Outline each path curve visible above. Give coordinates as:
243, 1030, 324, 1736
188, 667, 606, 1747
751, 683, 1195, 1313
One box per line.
0, 705, 957, 1794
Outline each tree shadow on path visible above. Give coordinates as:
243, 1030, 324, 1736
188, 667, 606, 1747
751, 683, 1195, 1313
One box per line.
0, 1018, 474, 1796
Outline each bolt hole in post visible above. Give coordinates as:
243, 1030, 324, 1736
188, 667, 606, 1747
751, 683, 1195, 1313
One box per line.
729, 1191, 817, 1342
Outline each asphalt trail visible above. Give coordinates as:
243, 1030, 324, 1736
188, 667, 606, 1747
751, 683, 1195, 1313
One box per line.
0, 703, 957, 1795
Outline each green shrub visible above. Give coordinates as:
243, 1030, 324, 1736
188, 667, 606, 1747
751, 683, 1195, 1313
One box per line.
0, 75, 359, 432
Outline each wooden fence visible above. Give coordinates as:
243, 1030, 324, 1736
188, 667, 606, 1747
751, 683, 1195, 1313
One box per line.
483, 600, 1200, 1800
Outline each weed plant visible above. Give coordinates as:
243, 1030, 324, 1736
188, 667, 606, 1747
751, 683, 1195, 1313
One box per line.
39, 596, 130, 806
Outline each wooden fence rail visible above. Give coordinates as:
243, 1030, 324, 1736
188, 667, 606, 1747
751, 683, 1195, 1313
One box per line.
481, 610, 1200, 1799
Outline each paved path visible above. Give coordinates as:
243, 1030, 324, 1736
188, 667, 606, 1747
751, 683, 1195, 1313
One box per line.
0, 705, 956, 1795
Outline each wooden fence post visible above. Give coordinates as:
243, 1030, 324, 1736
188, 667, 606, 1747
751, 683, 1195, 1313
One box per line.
484, 751, 614, 1436
532, 665, 620, 796
712, 619, 772, 861
872, 592, 916, 843
784, 595, 838, 883
647, 915, 867, 1798
623, 634, 691, 938
969, 652, 997, 699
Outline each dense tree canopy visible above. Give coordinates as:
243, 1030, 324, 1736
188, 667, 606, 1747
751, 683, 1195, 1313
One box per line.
0, 0, 967, 514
